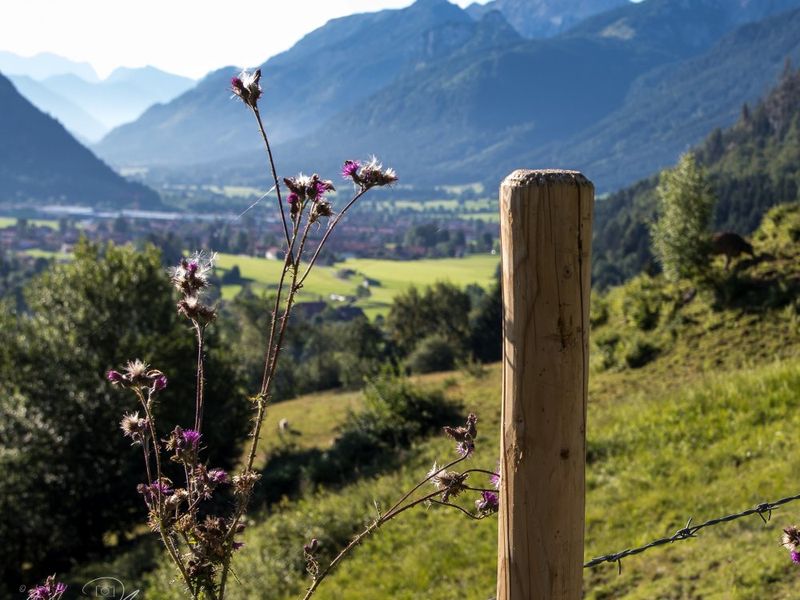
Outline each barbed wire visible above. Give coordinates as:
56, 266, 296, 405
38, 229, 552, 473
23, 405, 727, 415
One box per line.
584, 491, 800, 571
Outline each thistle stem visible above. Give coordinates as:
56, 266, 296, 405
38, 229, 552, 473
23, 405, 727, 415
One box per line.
250, 105, 291, 249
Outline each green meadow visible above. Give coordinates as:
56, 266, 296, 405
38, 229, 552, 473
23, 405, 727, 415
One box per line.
215, 253, 499, 318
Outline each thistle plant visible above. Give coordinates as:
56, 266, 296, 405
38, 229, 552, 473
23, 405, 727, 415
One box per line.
24, 68, 499, 599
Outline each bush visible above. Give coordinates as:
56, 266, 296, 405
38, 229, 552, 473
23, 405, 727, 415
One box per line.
622, 337, 661, 369
406, 334, 458, 374
650, 153, 716, 282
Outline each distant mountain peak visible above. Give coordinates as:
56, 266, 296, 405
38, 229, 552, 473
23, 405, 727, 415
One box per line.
467, 0, 629, 38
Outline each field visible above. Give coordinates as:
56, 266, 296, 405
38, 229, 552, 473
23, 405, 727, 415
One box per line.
216, 253, 499, 318
0, 217, 58, 229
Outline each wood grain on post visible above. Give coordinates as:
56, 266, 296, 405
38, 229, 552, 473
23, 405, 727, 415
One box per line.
496, 169, 593, 600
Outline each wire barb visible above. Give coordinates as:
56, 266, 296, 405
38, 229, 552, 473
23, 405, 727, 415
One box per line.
584, 491, 800, 569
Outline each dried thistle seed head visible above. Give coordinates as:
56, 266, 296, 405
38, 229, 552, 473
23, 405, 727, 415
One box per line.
177, 296, 217, 324
120, 412, 149, 444
356, 156, 398, 189
165, 488, 189, 509
170, 252, 215, 297
233, 470, 261, 495
283, 173, 334, 204
123, 359, 150, 386
427, 463, 468, 502
175, 513, 196, 533
309, 199, 333, 224
783, 526, 800, 552
231, 69, 262, 107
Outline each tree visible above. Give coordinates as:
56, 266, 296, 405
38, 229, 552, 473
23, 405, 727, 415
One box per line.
387, 282, 471, 356
650, 153, 716, 281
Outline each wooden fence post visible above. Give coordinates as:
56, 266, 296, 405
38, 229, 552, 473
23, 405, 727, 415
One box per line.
496, 170, 593, 600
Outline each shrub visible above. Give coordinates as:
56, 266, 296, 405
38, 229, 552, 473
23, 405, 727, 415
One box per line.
622, 336, 661, 369
406, 334, 458, 374
650, 153, 716, 282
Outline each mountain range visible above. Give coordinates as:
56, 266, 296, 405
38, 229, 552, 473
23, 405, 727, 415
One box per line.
92, 0, 800, 195
0, 72, 161, 209
1, 51, 194, 141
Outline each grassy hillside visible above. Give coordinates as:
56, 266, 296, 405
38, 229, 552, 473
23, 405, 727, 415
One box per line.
65, 204, 800, 599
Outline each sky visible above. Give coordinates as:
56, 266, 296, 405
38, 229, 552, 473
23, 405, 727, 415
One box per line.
0, 0, 489, 80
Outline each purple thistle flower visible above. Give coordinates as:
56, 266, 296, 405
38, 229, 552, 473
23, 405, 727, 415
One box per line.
186, 260, 199, 275
152, 480, 173, 496
475, 490, 499, 515
27, 576, 66, 600
152, 374, 168, 392
233, 541, 245, 551
342, 160, 360, 180
208, 468, 229, 485
313, 180, 328, 200
287, 192, 299, 205
792, 551, 800, 564
456, 440, 474, 458
106, 370, 124, 384
181, 429, 202, 449
490, 460, 501, 489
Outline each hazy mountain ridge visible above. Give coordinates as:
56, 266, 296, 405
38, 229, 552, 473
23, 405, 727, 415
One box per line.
0, 72, 161, 209
466, 0, 628, 38
0, 50, 99, 82
2, 51, 195, 141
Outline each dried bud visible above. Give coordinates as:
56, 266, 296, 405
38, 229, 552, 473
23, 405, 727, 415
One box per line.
303, 538, 319, 555
444, 413, 478, 457
138, 479, 173, 506
152, 374, 168, 393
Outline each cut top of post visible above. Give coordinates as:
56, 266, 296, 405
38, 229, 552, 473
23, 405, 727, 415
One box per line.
502, 168, 593, 189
